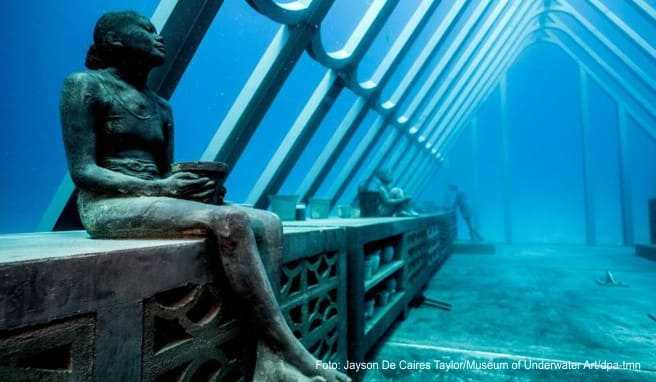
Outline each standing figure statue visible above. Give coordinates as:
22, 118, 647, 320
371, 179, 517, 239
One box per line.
375, 170, 418, 217
443, 184, 483, 242
60, 11, 349, 382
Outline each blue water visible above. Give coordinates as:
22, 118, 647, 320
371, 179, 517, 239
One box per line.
1, 1, 655, 245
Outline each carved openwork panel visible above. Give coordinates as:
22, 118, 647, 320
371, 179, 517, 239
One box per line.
280, 251, 338, 301
142, 283, 254, 382
426, 223, 442, 265
434, 213, 457, 260
282, 290, 339, 360
405, 229, 429, 282
280, 251, 341, 362
0, 315, 95, 382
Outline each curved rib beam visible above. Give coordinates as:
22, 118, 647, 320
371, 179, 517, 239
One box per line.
418, 0, 536, 143
246, 0, 320, 26
428, 11, 544, 147
307, 0, 400, 70
399, 0, 494, 128
555, 1, 656, 93
295, 0, 441, 202
586, 0, 656, 62
436, 33, 540, 154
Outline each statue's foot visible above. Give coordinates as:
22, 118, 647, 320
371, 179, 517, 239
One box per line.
283, 344, 351, 382
312, 362, 351, 382
254, 343, 326, 382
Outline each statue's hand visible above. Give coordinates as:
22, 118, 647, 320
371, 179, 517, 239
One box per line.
158, 172, 215, 198
216, 185, 226, 204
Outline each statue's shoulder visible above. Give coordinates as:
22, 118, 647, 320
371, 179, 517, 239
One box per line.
147, 90, 171, 111
62, 70, 106, 96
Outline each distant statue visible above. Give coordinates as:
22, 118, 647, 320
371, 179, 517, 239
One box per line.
444, 184, 483, 242
60, 11, 349, 382
375, 170, 418, 217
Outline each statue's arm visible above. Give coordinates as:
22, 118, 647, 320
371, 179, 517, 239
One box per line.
60, 73, 165, 196
389, 197, 411, 206
378, 186, 408, 206
158, 96, 174, 175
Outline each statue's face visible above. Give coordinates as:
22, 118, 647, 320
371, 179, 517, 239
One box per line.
378, 172, 392, 184
114, 15, 166, 66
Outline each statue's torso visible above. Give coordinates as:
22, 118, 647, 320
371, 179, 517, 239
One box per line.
90, 70, 170, 175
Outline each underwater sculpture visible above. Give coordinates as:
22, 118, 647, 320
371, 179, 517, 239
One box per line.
60, 11, 349, 382
443, 184, 483, 242
374, 170, 418, 217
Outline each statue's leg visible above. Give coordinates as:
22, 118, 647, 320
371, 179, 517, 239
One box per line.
240, 207, 284, 292
208, 206, 348, 382
80, 196, 349, 382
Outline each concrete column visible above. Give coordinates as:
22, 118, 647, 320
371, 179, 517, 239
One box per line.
499, 75, 512, 244
617, 105, 634, 245
470, 117, 481, 232
579, 68, 596, 245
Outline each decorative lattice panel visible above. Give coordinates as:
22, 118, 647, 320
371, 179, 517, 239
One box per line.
426, 223, 442, 266
142, 283, 254, 382
405, 229, 429, 282
280, 251, 341, 362
433, 212, 457, 263
0, 315, 95, 382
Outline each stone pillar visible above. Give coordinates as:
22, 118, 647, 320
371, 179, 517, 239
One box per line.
650, 199, 656, 245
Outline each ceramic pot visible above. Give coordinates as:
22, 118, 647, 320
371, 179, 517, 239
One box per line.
269, 195, 299, 221
382, 245, 395, 263
377, 291, 390, 307
308, 198, 331, 219
171, 161, 228, 205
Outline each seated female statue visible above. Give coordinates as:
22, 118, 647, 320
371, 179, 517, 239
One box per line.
60, 11, 349, 382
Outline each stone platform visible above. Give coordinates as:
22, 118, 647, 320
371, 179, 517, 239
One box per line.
0, 215, 456, 381
0, 226, 348, 381
285, 213, 456, 379
636, 244, 656, 262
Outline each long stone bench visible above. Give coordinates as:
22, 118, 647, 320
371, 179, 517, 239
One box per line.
0, 214, 455, 381
0, 227, 347, 382
284, 212, 456, 374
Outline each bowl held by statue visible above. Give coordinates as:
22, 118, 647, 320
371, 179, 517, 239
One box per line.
171, 161, 228, 205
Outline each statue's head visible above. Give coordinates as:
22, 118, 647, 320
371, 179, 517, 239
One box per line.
390, 187, 404, 198
86, 11, 166, 70
376, 169, 393, 184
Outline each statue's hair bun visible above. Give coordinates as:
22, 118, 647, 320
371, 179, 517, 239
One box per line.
85, 43, 107, 69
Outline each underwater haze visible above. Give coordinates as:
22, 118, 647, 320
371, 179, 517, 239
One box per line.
1, 0, 655, 246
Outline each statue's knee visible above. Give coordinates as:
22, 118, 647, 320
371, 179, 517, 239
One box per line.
261, 210, 282, 230
205, 207, 251, 238
225, 208, 251, 233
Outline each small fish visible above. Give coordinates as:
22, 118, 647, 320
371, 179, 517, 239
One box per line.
648, 313, 656, 323
596, 270, 628, 287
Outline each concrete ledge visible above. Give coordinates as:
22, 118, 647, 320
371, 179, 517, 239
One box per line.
284, 213, 457, 371
636, 244, 656, 262
0, 227, 348, 381
0, 215, 454, 381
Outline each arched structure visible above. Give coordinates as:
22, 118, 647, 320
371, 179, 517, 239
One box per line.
37, 0, 655, 240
